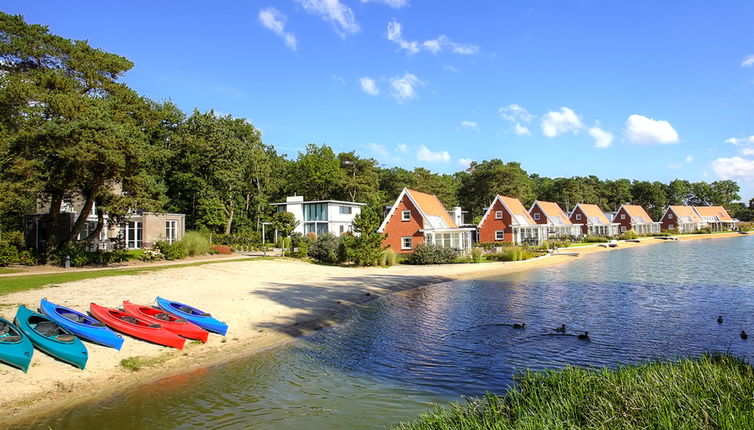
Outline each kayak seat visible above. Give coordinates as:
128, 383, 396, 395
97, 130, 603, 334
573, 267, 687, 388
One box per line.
61, 312, 86, 323
178, 306, 193, 314
176, 318, 187, 323
148, 324, 161, 328
121, 316, 139, 324
154, 313, 172, 321
199, 312, 211, 317
91, 322, 106, 327
35, 321, 64, 337
0, 335, 21, 343
0, 322, 8, 335
56, 334, 76, 342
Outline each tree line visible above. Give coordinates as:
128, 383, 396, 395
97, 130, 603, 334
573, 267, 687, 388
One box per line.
0, 13, 751, 254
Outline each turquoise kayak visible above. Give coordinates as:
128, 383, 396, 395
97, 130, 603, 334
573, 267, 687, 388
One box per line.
14, 305, 88, 370
0, 317, 33, 372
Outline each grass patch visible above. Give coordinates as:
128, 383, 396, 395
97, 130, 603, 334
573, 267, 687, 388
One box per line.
0, 267, 24, 274
0, 257, 260, 296
120, 353, 175, 372
394, 353, 754, 430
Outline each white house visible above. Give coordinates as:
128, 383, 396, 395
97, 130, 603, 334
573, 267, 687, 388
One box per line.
270, 196, 366, 237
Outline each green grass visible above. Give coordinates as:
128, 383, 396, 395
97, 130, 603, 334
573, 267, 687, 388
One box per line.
0, 257, 260, 296
394, 353, 754, 430
0, 267, 24, 274
120, 353, 175, 371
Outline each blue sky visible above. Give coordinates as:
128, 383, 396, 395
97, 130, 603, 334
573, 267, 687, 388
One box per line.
7, 1, 754, 200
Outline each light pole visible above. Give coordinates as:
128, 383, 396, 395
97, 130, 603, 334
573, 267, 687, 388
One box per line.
261, 222, 273, 256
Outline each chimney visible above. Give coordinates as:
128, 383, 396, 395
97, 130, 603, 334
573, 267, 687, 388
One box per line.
452, 206, 464, 225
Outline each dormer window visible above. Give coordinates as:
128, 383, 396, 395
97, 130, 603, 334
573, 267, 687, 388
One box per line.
620, 214, 626, 220
668, 213, 674, 219
575, 214, 582, 221
401, 210, 411, 222
494, 210, 503, 220
533, 213, 540, 221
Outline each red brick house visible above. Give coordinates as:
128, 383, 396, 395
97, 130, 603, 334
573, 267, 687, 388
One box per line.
568, 203, 620, 236
659, 206, 703, 233
378, 188, 474, 254
528, 200, 583, 238
477, 195, 547, 245
692, 206, 739, 231
614, 204, 661, 234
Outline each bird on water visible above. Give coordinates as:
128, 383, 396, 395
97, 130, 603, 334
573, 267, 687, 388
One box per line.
555, 324, 566, 333
578, 331, 590, 340
742, 330, 748, 340
718, 316, 724, 324
513, 323, 526, 329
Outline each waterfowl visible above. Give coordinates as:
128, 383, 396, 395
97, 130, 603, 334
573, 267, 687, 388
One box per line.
554, 324, 566, 333
578, 331, 590, 340
512, 323, 526, 329
741, 330, 748, 340
717, 316, 724, 324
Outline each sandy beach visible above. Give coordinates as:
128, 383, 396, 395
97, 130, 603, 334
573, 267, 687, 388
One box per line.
0, 232, 746, 423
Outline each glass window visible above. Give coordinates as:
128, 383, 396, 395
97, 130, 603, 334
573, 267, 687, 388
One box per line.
305, 203, 328, 221
668, 213, 674, 219
533, 213, 540, 221
316, 223, 328, 235
402, 210, 411, 221
495, 230, 504, 241
166, 220, 177, 243
575, 214, 581, 221
495, 210, 503, 219
620, 213, 626, 220
339, 206, 352, 215
124, 221, 142, 249
401, 237, 413, 250
443, 233, 451, 248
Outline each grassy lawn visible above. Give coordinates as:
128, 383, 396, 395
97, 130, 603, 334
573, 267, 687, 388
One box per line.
0, 267, 25, 275
394, 353, 754, 430
0, 257, 260, 296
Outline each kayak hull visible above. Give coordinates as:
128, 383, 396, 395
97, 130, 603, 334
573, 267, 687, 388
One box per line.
0, 317, 34, 372
40, 298, 124, 350
89, 303, 185, 350
14, 305, 88, 370
122, 301, 209, 343
156, 297, 228, 336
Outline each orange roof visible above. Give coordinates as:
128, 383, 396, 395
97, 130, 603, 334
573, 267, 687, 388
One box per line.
622, 204, 655, 223
406, 189, 457, 228
668, 206, 701, 223
576, 203, 611, 225
694, 206, 733, 221
500, 196, 537, 225
534, 201, 573, 225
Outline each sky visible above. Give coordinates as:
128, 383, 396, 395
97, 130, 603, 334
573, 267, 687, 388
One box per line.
6, 1, 754, 201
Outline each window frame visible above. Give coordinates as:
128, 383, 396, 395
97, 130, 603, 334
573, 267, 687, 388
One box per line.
401, 210, 411, 222
401, 236, 413, 250
494, 230, 505, 241
533, 213, 540, 221
575, 213, 582, 221
494, 210, 503, 220
165, 220, 178, 244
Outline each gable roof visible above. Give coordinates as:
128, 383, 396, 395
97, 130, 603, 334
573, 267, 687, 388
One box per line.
694, 206, 733, 222
572, 203, 611, 225
377, 188, 458, 233
477, 195, 537, 228
620, 204, 655, 224
532, 201, 573, 226
666, 206, 701, 223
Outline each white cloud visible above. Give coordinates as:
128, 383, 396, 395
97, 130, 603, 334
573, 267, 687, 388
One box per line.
366, 142, 389, 158
396, 143, 408, 153
685, 155, 694, 163
459, 120, 478, 130
458, 158, 473, 169
361, 0, 407, 7
725, 136, 754, 145
742, 55, 754, 67
258, 8, 297, 50
359, 77, 380, 95
389, 73, 423, 102
295, 0, 359, 36
743, 147, 754, 156
624, 114, 679, 145
513, 123, 531, 136
416, 145, 450, 162
386, 19, 479, 56
589, 126, 614, 148
442, 65, 459, 73
668, 162, 683, 169
541, 107, 584, 138
712, 156, 754, 182
499, 104, 533, 123
331, 74, 346, 85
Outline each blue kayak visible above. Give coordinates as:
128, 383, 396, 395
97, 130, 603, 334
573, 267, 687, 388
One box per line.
156, 297, 228, 336
15, 305, 88, 370
40, 298, 124, 350
0, 317, 34, 372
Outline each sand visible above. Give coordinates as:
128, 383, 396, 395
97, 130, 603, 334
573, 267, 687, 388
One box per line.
0, 232, 746, 422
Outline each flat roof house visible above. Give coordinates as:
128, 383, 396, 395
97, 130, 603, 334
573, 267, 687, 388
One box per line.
614, 204, 661, 235
659, 206, 703, 233
693, 206, 739, 231
478, 195, 548, 245
529, 200, 583, 238
270, 196, 366, 237
378, 188, 474, 254
568, 203, 620, 236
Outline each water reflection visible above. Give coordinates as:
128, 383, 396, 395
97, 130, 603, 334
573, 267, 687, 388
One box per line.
18, 237, 754, 430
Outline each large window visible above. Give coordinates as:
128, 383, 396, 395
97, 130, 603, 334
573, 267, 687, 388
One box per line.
166, 220, 178, 243
495, 230, 504, 241
305, 203, 328, 221
339, 206, 352, 215
124, 221, 142, 249
401, 236, 413, 250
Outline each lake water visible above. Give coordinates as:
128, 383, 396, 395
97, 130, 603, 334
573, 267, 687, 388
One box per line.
14, 236, 754, 429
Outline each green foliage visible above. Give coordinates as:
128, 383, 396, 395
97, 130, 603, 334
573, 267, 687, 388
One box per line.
618, 230, 639, 240
350, 206, 386, 266
394, 354, 754, 430
0, 242, 19, 266
379, 248, 398, 266
584, 235, 610, 243
694, 227, 713, 234
180, 231, 211, 256
155, 241, 186, 260
457, 159, 534, 217
337, 233, 355, 263
471, 247, 483, 263
407, 243, 457, 265
272, 211, 298, 238
308, 232, 340, 264
487, 246, 538, 262
289, 143, 343, 200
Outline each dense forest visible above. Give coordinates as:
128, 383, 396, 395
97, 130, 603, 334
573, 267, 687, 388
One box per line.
1, 12, 752, 250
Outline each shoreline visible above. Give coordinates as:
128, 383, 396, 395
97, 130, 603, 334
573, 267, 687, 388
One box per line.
0, 232, 746, 425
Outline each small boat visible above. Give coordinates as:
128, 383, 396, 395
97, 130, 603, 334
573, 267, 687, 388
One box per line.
0, 317, 34, 372
14, 305, 88, 370
40, 298, 124, 350
156, 297, 228, 336
89, 303, 185, 350
122, 301, 209, 343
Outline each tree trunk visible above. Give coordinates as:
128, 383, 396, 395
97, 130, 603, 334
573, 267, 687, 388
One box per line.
83, 204, 106, 244
44, 191, 64, 257
65, 188, 98, 244
224, 200, 234, 235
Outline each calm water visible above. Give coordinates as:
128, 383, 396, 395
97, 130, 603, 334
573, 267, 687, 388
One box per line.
14, 236, 754, 429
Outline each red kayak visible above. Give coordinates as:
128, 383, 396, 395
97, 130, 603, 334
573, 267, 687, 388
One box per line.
89, 303, 186, 350
122, 301, 209, 343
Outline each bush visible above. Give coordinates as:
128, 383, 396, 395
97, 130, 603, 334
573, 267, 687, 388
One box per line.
309, 232, 340, 264
290, 232, 311, 258
155, 240, 186, 260
181, 231, 211, 256
140, 248, 163, 262
210, 245, 233, 255
1, 231, 25, 249
584, 235, 609, 243
337, 233, 356, 263
380, 248, 398, 266
471, 247, 483, 263
694, 227, 712, 234
0, 242, 19, 266
738, 222, 753, 231
18, 250, 34, 266
618, 230, 639, 240
407, 243, 457, 265
488, 246, 534, 262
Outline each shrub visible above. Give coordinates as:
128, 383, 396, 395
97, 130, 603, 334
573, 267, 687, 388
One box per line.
380, 248, 398, 266
487, 246, 540, 262
210, 245, 233, 255
155, 241, 186, 260
471, 247, 483, 263
1, 231, 25, 249
337, 233, 356, 263
0, 242, 19, 266
618, 230, 639, 240
290, 232, 311, 258
18, 250, 34, 266
181, 231, 211, 256
738, 222, 753, 232
309, 232, 340, 264
407, 243, 457, 265
140, 248, 163, 262
584, 235, 609, 243
694, 227, 712, 234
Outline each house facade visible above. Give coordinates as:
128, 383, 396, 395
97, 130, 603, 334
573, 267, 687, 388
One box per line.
529, 201, 583, 238
692, 206, 739, 231
568, 203, 620, 236
270, 196, 365, 237
378, 188, 474, 254
659, 206, 704, 233
478, 195, 548, 245
614, 204, 661, 234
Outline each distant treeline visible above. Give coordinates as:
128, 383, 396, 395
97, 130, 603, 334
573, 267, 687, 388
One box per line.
0, 12, 751, 248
